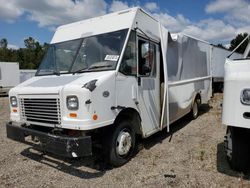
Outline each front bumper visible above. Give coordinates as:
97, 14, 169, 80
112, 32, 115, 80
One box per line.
6, 122, 92, 158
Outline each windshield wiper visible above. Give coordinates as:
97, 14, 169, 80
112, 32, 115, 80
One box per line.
72, 65, 113, 75
88, 65, 113, 70
72, 67, 88, 75
53, 70, 60, 76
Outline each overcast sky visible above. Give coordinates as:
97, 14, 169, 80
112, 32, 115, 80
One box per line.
0, 0, 249, 49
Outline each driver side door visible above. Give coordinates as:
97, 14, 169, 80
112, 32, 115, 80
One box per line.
137, 37, 161, 137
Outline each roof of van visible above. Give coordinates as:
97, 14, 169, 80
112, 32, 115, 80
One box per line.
51, 7, 151, 44
50, 7, 212, 45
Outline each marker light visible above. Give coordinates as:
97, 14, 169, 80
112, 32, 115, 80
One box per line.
93, 114, 98, 120
69, 113, 77, 118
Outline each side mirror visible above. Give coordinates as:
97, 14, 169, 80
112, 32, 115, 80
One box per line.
142, 65, 151, 74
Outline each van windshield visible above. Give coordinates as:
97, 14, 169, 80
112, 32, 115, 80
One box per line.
36, 29, 128, 76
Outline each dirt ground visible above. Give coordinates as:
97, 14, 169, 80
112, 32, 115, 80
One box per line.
0, 94, 250, 188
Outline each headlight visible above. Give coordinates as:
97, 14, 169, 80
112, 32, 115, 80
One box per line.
67, 96, 79, 110
241, 89, 250, 105
10, 96, 18, 107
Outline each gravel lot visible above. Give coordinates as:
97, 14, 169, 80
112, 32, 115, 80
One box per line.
0, 94, 250, 188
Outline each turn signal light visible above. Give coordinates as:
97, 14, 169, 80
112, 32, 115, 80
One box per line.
69, 113, 77, 118
12, 109, 17, 113
93, 114, 98, 120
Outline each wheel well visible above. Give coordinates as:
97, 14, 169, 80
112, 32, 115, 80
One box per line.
191, 93, 201, 110
114, 108, 142, 135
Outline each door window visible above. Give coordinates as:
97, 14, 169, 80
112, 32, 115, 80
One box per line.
119, 31, 137, 76
138, 40, 156, 77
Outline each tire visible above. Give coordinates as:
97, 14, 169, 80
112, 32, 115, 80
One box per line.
190, 97, 200, 119
224, 126, 250, 172
219, 83, 224, 93
103, 120, 136, 167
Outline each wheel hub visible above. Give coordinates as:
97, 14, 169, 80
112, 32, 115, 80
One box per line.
116, 130, 132, 156
193, 102, 198, 117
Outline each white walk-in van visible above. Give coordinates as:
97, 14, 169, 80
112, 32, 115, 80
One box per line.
0, 62, 20, 96
7, 8, 212, 166
223, 36, 250, 172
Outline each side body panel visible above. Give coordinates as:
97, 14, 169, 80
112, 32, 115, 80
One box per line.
115, 74, 139, 113
166, 34, 212, 123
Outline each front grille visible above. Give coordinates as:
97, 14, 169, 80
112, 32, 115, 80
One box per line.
20, 98, 61, 125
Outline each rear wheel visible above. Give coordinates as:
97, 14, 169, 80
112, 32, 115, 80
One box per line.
224, 126, 250, 172
103, 120, 136, 167
190, 97, 200, 119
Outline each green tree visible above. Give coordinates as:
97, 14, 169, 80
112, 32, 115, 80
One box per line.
229, 33, 249, 53
0, 38, 8, 49
0, 37, 48, 69
0, 38, 9, 61
24, 37, 36, 50
216, 43, 227, 50
20, 37, 47, 69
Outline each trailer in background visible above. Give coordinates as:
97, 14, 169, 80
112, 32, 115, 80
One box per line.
0, 62, 20, 96
211, 46, 242, 92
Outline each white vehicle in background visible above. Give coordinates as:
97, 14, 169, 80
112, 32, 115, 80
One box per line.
0, 62, 20, 96
211, 46, 242, 92
223, 36, 250, 172
20, 69, 36, 83
7, 8, 212, 166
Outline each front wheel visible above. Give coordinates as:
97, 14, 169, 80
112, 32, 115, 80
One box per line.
103, 120, 136, 167
224, 126, 250, 172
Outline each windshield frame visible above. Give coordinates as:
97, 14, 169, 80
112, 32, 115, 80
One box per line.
36, 29, 129, 76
